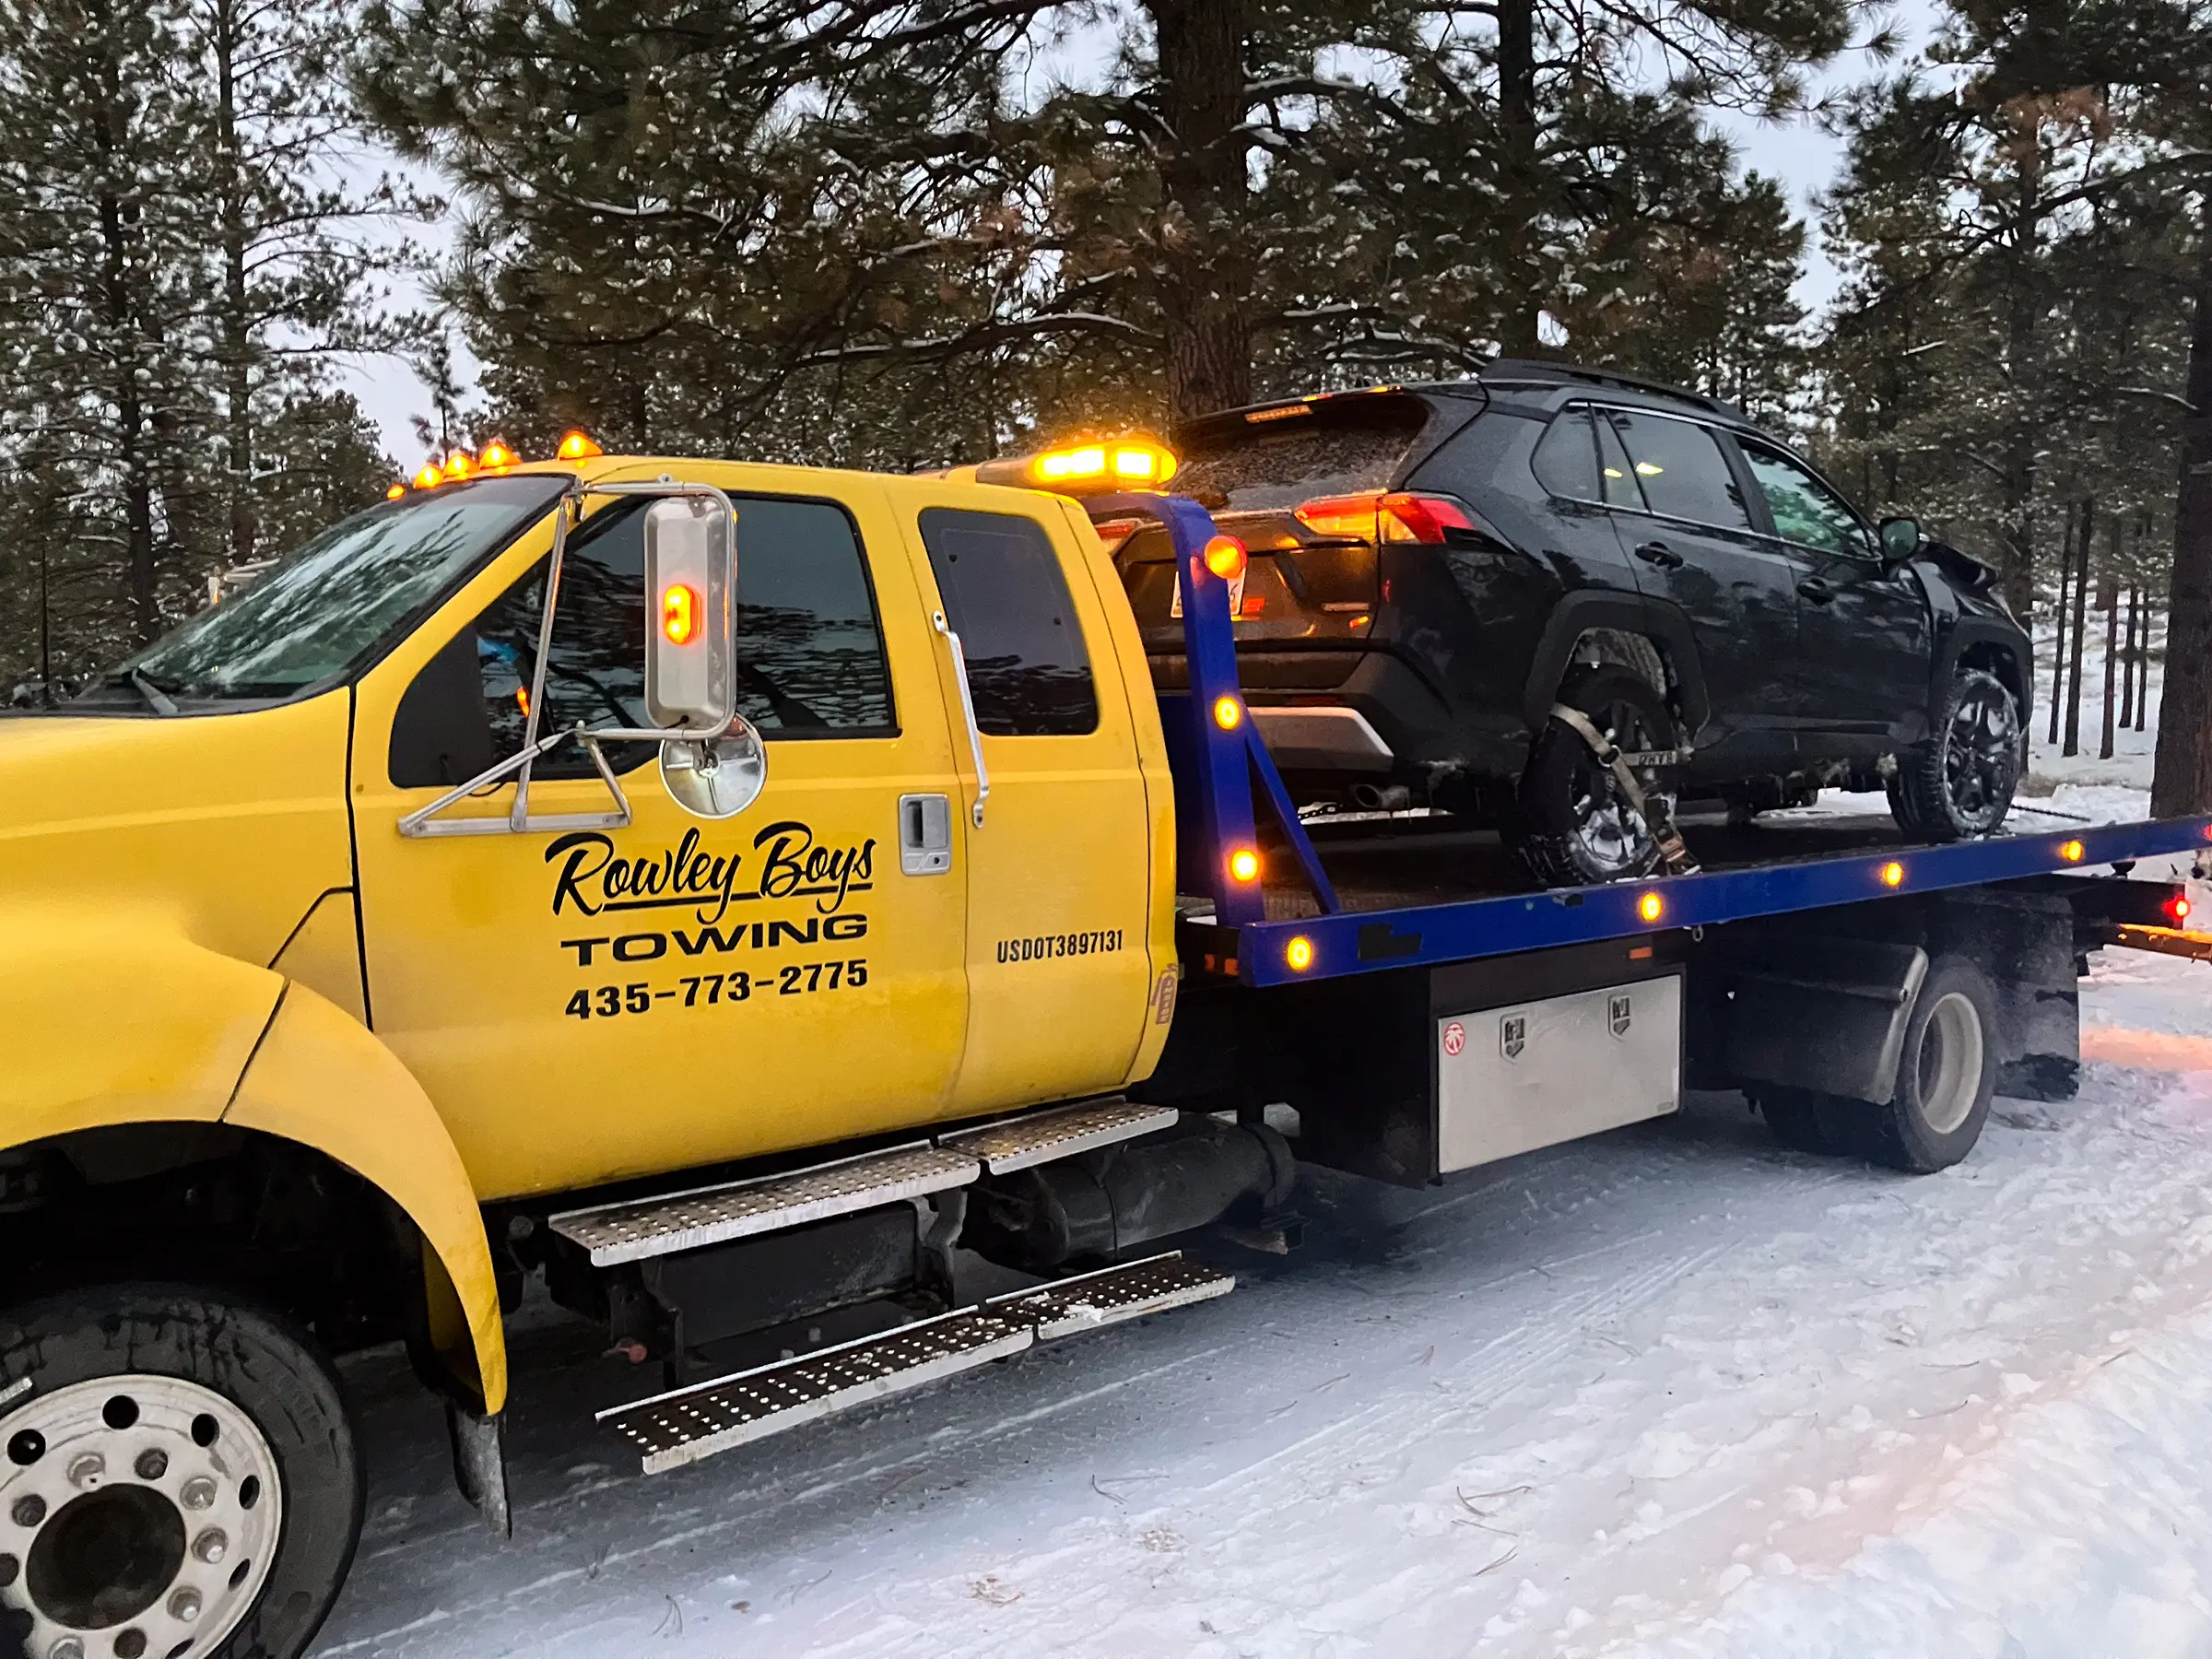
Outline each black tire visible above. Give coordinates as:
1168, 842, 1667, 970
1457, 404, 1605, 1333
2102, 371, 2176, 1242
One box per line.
1888, 666, 2021, 841
1749, 955, 1998, 1174
0, 1286, 362, 1659
1860, 955, 2000, 1172
1511, 665, 1678, 888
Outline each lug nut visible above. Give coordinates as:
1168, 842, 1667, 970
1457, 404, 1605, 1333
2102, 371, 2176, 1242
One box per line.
191, 1527, 227, 1565
10, 1495, 44, 1528
135, 1449, 168, 1481
66, 1452, 105, 1488
178, 1477, 217, 1512
168, 1586, 203, 1622
47, 1639, 83, 1659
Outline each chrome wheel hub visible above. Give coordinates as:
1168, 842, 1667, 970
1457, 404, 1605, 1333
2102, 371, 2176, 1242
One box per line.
1, 1376, 281, 1659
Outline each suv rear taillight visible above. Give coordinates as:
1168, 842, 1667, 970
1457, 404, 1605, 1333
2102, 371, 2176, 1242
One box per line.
1294, 491, 1480, 545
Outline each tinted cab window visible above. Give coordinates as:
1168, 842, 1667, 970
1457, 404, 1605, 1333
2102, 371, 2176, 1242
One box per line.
917, 509, 1098, 736
1739, 443, 1875, 557
390, 495, 895, 785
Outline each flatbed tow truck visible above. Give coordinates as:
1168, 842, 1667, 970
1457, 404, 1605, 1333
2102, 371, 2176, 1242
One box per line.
1, 431, 2207, 1659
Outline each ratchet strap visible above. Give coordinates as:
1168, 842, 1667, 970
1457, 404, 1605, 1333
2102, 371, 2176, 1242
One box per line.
1549, 703, 1700, 877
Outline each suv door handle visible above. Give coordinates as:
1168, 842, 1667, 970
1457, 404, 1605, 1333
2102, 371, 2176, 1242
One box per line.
1631, 540, 1684, 570
1797, 577, 1835, 604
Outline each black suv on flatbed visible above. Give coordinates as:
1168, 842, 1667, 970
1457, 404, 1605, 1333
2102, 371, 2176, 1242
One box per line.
1109, 361, 2031, 885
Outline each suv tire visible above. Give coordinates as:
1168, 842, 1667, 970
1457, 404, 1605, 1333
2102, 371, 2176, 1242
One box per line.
0, 1285, 363, 1659
1511, 665, 1678, 888
1888, 665, 2021, 841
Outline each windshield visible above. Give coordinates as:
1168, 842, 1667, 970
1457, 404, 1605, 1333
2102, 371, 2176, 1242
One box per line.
70, 475, 570, 712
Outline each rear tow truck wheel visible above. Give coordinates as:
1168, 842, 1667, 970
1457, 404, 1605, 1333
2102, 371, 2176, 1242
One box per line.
1754, 955, 1999, 1173
1511, 665, 1679, 888
1888, 666, 2022, 841
0, 1288, 361, 1659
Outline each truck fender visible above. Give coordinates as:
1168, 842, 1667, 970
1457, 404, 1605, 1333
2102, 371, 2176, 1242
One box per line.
0, 906, 283, 1141
224, 982, 509, 1416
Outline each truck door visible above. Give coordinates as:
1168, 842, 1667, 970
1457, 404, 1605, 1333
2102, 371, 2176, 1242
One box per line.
905, 498, 1157, 1113
348, 480, 971, 1200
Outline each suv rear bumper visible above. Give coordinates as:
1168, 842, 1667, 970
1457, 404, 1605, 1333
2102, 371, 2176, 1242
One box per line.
1249, 706, 1394, 773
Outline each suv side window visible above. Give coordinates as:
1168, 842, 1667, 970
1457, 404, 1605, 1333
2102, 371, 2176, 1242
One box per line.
1531, 407, 1601, 500
389, 494, 896, 785
1602, 410, 1752, 530
917, 508, 1098, 736
1594, 413, 1646, 511
1739, 442, 1875, 558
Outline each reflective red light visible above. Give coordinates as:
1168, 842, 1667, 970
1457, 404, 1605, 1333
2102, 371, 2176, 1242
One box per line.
1294, 491, 1480, 545
2167, 893, 2192, 924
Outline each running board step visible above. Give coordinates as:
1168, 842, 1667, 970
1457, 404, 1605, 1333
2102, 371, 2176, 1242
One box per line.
548, 1141, 979, 1267
940, 1099, 1178, 1172
597, 1252, 1234, 1474
548, 1100, 1175, 1265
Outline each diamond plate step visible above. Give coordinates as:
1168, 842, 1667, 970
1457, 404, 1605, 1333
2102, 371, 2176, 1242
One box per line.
548, 1141, 980, 1266
988, 1251, 1236, 1339
939, 1099, 1180, 1173
599, 1252, 1235, 1474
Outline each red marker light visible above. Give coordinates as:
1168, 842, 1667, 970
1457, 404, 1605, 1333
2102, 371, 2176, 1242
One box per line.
2167, 893, 2192, 924
662, 583, 700, 645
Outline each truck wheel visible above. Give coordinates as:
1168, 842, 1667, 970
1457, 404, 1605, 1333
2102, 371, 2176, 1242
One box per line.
1888, 667, 2021, 841
0, 1286, 361, 1659
1511, 665, 1677, 888
1859, 955, 1999, 1172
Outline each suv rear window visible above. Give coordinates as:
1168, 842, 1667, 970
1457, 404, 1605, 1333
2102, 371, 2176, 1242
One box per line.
1173, 398, 1431, 512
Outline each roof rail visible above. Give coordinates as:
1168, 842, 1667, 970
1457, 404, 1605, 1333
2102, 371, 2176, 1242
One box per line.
1481, 359, 1747, 423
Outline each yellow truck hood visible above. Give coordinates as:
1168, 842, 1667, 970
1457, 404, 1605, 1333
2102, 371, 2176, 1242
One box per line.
0, 695, 357, 967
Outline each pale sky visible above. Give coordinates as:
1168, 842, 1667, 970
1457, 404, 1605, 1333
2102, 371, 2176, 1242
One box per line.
341, 6, 1931, 467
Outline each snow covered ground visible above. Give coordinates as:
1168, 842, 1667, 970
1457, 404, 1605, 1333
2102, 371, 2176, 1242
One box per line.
307, 636, 2212, 1659
311, 939, 2212, 1659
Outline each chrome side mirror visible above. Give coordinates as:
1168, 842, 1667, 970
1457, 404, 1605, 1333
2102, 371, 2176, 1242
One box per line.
1878, 515, 1923, 561
644, 496, 736, 732
660, 728, 767, 819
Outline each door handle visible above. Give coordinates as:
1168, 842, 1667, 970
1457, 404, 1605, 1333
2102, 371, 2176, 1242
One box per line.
1797, 577, 1835, 605
1632, 540, 1684, 570
932, 610, 991, 829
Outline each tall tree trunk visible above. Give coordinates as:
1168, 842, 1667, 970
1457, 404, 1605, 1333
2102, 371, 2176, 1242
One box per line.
90, 0, 159, 643
215, 0, 255, 566
1150, 0, 1253, 418
2138, 581, 2153, 732
1496, 0, 1541, 357
2100, 555, 2119, 761
2065, 497, 2093, 757
2122, 582, 2139, 730
2153, 204, 2212, 817
2049, 499, 2075, 746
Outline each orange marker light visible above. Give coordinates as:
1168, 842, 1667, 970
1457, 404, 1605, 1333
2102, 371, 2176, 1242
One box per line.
1286, 935, 1315, 971
557, 429, 603, 460
1204, 535, 1248, 581
385, 482, 406, 500
442, 448, 476, 480
479, 438, 519, 469
411, 463, 442, 490
1637, 890, 1665, 924
661, 583, 701, 645
2058, 839, 2086, 863
1213, 695, 1243, 731
1229, 848, 1262, 884
1879, 860, 1905, 888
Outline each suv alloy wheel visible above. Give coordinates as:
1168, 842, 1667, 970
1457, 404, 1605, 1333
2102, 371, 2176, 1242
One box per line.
1888, 666, 2022, 841
1510, 665, 1678, 887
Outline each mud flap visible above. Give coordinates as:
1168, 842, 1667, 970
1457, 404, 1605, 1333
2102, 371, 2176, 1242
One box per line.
447, 1403, 512, 1537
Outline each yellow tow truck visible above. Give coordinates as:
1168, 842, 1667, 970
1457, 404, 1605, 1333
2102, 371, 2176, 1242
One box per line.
2, 415, 2192, 1659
